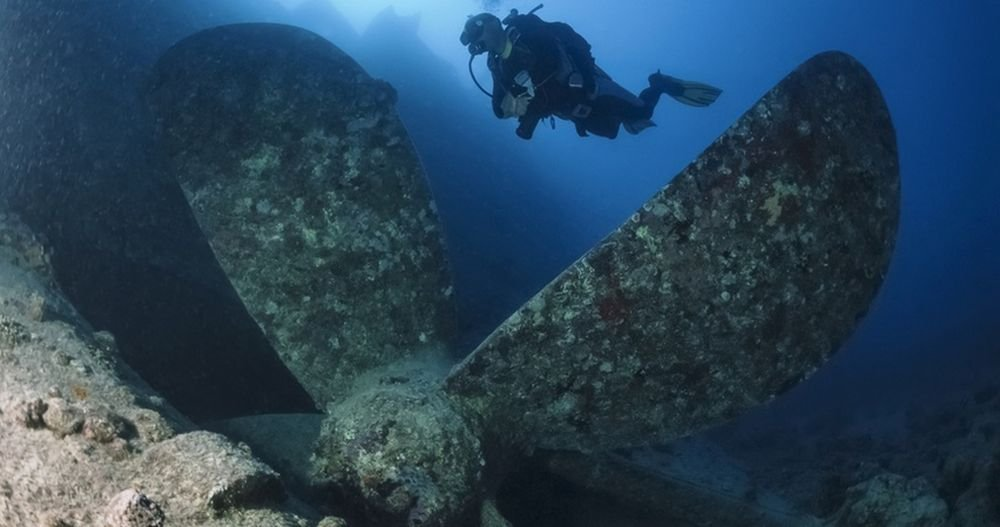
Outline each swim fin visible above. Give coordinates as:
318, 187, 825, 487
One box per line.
649, 71, 722, 107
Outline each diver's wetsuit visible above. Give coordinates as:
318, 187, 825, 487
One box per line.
488, 16, 663, 139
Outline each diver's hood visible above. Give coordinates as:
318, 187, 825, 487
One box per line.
460, 13, 503, 55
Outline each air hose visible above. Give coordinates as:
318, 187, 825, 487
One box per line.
469, 54, 492, 98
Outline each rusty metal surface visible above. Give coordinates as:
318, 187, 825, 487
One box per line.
147, 23, 455, 408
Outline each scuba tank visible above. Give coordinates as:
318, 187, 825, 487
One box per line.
502, 3, 545, 25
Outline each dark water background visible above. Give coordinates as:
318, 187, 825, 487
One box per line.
1, 0, 997, 481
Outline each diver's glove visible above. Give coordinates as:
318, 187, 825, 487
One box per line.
500, 70, 535, 118
500, 92, 532, 118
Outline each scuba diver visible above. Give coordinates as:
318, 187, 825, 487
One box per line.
459, 6, 722, 140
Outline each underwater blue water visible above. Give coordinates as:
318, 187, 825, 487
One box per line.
398, 0, 1000, 417
303, 0, 1000, 422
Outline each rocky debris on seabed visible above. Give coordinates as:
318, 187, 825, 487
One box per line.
316, 517, 349, 527
530, 443, 824, 527
11, 397, 47, 428
0, 213, 339, 526
717, 381, 1000, 526
134, 431, 285, 516
104, 489, 166, 527
830, 473, 948, 527
41, 396, 85, 438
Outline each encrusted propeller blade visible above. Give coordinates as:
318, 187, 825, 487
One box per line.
146, 23, 454, 408
446, 51, 900, 452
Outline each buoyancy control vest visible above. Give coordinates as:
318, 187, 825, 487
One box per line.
501, 12, 596, 93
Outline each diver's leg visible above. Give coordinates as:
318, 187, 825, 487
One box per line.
636, 87, 661, 117
591, 78, 655, 122
583, 78, 656, 137
638, 86, 662, 112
